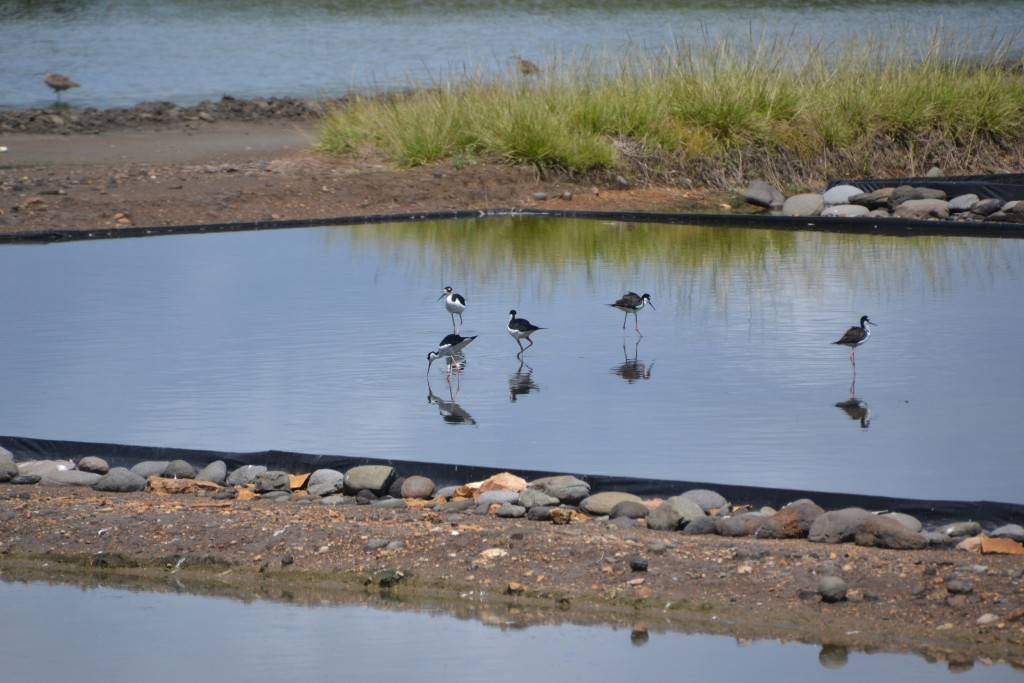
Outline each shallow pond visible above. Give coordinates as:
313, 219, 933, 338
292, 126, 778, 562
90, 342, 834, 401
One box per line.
1, 218, 1022, 504
0, 579, 1016, 682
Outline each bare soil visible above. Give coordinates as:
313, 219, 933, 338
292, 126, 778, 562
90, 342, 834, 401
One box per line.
1, 120, 1023, 669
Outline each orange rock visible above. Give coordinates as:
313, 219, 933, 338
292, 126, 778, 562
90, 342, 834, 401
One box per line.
981, 537, 1024, 555
146, 476, 220, 495
477, 472, 527, 496
288, 473, 310, 490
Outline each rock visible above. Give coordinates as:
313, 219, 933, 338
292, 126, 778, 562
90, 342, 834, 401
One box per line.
129, 460, 169, 478
818, 575, 848, 603
989, 524, 1024, 542
195, 460, 227, 486
888, 185, 947, 209
227, 464, 266, 486
40, 470, 102, 487
306, 468, 345, 496
93, 467, 148, 492
496, 503, 527, 518
947, 193, 980, 212
976, 613, 1000, 626
894, 198, 949, 220
580, 491, 642, 516
781, 193, 824, 216
399, 475, 435, 499
716, 512, 768, 537
253, 470, 292, 493
924, 166, 944, 177
849, 187, 894, 209
478, 471, 527, 494
940, 521, 983, 538
441, 498, 475, 513
614, 175, 631, 189
680, 489, 728, 513
629, 556, 648, 572
77, 456, 109, 475
754, 499, 824, 539
647, 496, 706, 531
550, 507, 574, 524
519, 488, 560, 509
681, 515, 718, 535
609, 500, 651, 520
744, 180, 785, 209
164, 459, 196, 479
18, 460, 76, 477
434, 485, 459, 500
532, 192, 548, 201
477, 490, 520, 506
10, 474, 41, 485
528, 475, 590, 504
527, 505, 556, 521
980, 537, 1024, 555
371, 498, 408, 509
854, 515, 927, 550
822, 184, 863, 206
945, 579, 974, 595
970, 197, 1004, 216
820, 204, 870, 218
344, 465, 396, 495
0, 447, 18, 482
808, 507, 873, 544
880, 511, 923, 533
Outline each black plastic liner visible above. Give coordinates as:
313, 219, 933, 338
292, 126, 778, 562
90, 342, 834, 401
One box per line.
827, 172, 1024, 204
3, 435, 1021, 529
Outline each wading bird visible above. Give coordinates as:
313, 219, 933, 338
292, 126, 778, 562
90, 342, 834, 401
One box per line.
513, 55, 540, 76
437, 286, 467, 332
833, 315, 876, 367
506, 309, 545, 356
42, 70, 79, 102
609, 292, 654, 335
427, 333, 477, 375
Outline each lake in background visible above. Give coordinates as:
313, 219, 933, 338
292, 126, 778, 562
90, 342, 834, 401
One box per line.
2, 218, 1022, 505
2, 0, 1024, 110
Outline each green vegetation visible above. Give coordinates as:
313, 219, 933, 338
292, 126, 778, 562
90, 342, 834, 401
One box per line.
317, 31, 1024, 190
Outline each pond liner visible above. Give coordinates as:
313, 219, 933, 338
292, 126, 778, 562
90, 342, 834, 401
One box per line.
3, 434, 1022, 530
826, 172, 1024, 204
1, 206, 1023, 245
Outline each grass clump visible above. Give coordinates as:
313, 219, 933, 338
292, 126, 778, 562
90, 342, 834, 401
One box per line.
317, 29, 1024, 190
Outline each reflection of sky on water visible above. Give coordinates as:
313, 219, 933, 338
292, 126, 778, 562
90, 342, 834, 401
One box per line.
1, 222, 1023, 503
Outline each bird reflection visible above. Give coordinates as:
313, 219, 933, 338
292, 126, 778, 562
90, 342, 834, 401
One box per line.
508, 360, 540, 402
427, 375, 476, 425
611, 339, 654, 383
835, 380, 870, 428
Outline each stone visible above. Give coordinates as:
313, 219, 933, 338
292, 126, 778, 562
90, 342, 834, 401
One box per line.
629, 556, 648, 572
478, 471, 527, 494
477, 489, 520, 506
947, 193, 980, 212
680, 489, 728, 513
716, 512, 768, 537
195, 460, 227, 486
400, 475, 435, 499
93, 467, 148, 492
77, 456, 109, 475
528, 475, 590, 504
550, 507, 574, 524
880, 511, 923, 533
894, 198, 949, 220
434, 485, 459, 499
579, 491, 642, 516
820, 204, 870, 218
970, 198, 1004, 216
808, 507, 873, 544
754, 499, 824, 539
609, 500, 650, 520
518, 488, 560, 509
10, 474, 41, 485
227, 464, 266, 486
0, 447, 18, 482
744, 180, 785, 209
681, 515, 718, 535
989, 524, 1024, 542
819, 576, 848, 603
940, 521, 983, 538
849, 187, 894, 209
306, 468, 345, 496
371, 498, 408, 509
781, 193, 824, 217
18, 460, 76, 477
253, 471, 292, 493
888, 185, 947, 209
945, 579, 974, 595
854, 515, 927, 550
40, 470, 102, 487
495, 503, 527, 518
647, 495, 706, 531
164, 459, 196, 479
130, 460, 169, 478
344, 465, 396, 495
822, 184, 863, 206
527, 505, 556, 521
387, 477, 405, 498
441, 498, 475, 513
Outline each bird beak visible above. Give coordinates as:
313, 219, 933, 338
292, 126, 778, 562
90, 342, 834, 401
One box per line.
435, 293, 445, 302
868, 320, 877, 326
648, 302, 656, 310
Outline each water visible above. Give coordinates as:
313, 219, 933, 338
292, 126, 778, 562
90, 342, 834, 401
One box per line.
1, 218, 1023, 504
0, 579, 1016, 682
2, 0, 1023, 110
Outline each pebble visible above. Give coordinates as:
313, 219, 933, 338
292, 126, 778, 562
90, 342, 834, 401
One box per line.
818, 576, 848, 603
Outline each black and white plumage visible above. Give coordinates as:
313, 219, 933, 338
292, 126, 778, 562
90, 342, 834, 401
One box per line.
427, 333, 477, 374
833, 315, 876, 364
507, 309, 545, 356
437, 286, 467, 332
609, 292, 654, 335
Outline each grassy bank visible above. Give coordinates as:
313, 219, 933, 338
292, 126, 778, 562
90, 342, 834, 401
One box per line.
317, 32, 1024, 192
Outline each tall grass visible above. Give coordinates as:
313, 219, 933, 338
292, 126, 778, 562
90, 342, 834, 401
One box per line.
317, 30, 1024, 188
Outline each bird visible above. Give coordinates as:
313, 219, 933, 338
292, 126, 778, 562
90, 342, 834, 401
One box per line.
437, 286, 467, 332
42, 70, 80, 102
513, 55, 540, 76
609, 292, 654, 335
506, 309, 545, 356
833, 315, 877, 366
427, 333, 477, 374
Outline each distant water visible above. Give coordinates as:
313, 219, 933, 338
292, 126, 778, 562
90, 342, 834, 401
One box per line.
2, 0, 1023, 110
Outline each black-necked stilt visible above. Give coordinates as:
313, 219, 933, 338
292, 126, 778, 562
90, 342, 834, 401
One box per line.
427, 333, 477, 374
609, 292, 654, 335
437, 286, 467, 332
507, 309, 545, 356
833, 315, 876, 366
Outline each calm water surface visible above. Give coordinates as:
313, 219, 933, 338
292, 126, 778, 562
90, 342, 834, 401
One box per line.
1, 219, 1022, 504
2, 0, 1023, 109
0, 580, 1016, 682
